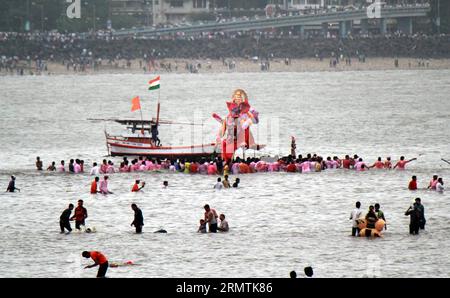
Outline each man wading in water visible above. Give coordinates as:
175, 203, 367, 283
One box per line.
204, 204, 218, 233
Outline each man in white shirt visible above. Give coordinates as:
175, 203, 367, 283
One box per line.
90, 162, 100, 175
214, 177, 223, 190
350, 201, 362, 236
436, 178, 444, 193
218, 214, 229, 232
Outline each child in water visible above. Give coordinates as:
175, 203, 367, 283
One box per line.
198, 219, 207, 233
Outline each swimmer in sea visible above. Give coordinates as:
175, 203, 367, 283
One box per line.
409, 175, 418, 190
369, 157, 384, 169
384, 157, 392, 169
374, 203, 387, 230
36, 156, 43, 171
99, 176, 113, 194
6, 176, 19, 192
109, 261, 136, 268
218, 214, 229, 232
393, 156, 417, 170
427, 175, 438, 190
214, 178, 223, 190
58, 160, 65, 172
198, 219, 207, 233
232, 178, 240, 188
163, 181, 168, 188
47, 161, 56, 171
436, 178, 444, 192
222, 175, 231, 188
304, 266, 314, 277
131, 180, 145, 192
90, 177, 99, 194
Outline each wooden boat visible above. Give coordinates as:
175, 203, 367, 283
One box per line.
100, 118, 219, 159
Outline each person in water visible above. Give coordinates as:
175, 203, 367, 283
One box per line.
68, 159, 75, 173
409, 175, 418, 190
58, 160, 65, 172
82, 251, 109, 278
374, 203, 387, 230
365, 206, 378, 229
350, 201, 362, 236
393, 156, 417, 170
70, 200, 88, 230
131, 180, 145, 192
47, 161, 56, 171
131, 203, 144, 234
290, 271, 297, 278
6, 176, 20, 192
36, 156, 43, 170
414, 198, 426, 230
100, 176, 113, 194
436, 178, 444, 192
214, 177, 223, 190
222, 175, 231, 188
163, 181, 168, 188
427, 175, 439, 190
232, 178, 240, 188
218, 214, 229, 232
90, 162, 100, 176
304, 266, 314, 277
198, 219, 207, 233
384, 157, 392, 169
405, 202, 421, 235
90, 177, 99, 194
369, 157, 384, 169
204, 204, 218, 233
60, 204, 74, 233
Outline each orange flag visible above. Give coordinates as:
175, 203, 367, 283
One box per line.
131, 96, 141, 112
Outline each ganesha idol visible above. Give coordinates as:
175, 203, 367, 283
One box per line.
212, 89, 264, 161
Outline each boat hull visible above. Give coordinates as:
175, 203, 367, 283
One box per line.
107, 137, 218, 159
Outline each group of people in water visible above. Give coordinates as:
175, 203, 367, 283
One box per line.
199, 204, 229, 233
349, 170, 442, 237
408, 175, 445, 192
4, 153, 445, 277
36, 154, 418, 176
59, 200, 146, 234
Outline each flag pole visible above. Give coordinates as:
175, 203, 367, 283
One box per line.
139, 106, 144, 135
156, 81, 161, 126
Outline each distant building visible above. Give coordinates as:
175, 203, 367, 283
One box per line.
110, 0, 430, 27
110, 0, 211, 26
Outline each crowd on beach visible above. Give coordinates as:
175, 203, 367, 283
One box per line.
1, 29, 449, 75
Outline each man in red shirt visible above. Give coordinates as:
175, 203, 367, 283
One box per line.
189, 162, 198, 173
342, 155, 351, 169
131, 180, 145, 192
90, 177, 99, 194
394, 156, 417, 170
286, 161, 297, 172
82, 251, 109, 278
408, 176, 418, 190
70, 200, 88, 230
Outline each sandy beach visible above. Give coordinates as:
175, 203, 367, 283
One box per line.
3, 57, 450, 76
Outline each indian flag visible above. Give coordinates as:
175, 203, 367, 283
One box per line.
148, 76, 160, 90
